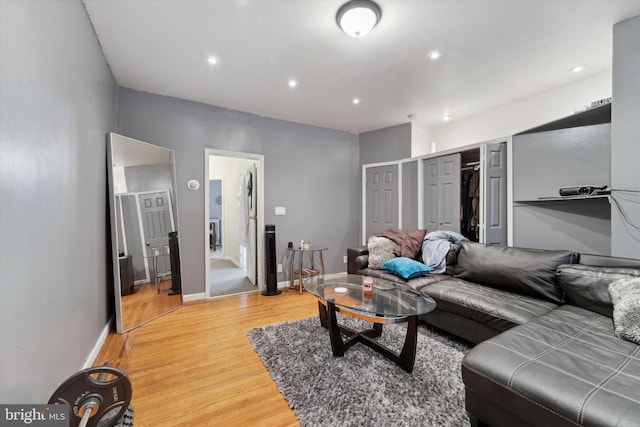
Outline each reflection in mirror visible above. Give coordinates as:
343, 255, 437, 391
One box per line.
107, 133, 183, 333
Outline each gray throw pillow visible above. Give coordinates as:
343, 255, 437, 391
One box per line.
367, 236, 396, 269
609, 277, 640, 345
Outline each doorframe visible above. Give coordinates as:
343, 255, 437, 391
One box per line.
204, 149, 265, 296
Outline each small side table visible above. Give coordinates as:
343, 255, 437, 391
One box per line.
287, 247, 327, 294
148, 252, 172, 294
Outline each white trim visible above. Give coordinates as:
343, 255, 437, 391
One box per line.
361, 165, 367, 245
204, 148, 265, 298
82, 320, 112, 369
276, 272, 350, 289
183, 292, 206, 302
398, 162, 403, 230
506, 135, 514, 246
417, 158, 424, 229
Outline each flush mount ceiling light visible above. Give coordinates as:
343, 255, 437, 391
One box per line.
336, 0, 381, 37
570, 65, 586, 73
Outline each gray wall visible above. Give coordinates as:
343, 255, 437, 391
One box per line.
117, 88, 360, 295
359, 123, 412, 166
611, 15, 640, 258
0, 0, 116, 403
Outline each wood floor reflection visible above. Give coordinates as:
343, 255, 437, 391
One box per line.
121, 280, 182, 331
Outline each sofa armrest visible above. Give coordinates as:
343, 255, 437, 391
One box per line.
347, 245, 369, 274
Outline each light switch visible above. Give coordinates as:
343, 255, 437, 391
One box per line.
275, 206, 286, 216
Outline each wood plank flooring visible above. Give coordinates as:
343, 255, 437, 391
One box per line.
95, 288, 319, 426
121, 280, 182, 331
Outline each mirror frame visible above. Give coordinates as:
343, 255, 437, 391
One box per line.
107, 132, 183, 333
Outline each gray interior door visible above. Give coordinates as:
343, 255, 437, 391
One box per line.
484, 143, 507, 245
366, 164, 399, 237
423, 154, 461, 233
423, 158, 440, 231
438, 154, 461, 233
140, 191, 174, 276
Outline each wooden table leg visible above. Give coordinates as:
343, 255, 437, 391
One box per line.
326, 301, 344, 357
318, 301, 328, 328
397, 315, 418, 373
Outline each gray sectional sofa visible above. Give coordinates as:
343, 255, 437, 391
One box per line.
347, 241, 640, 427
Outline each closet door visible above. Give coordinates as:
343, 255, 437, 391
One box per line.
422, 154, 461, 233
365, 164, 399, 237
438, 154, 461, 233
483, 143, 507, 245
423, 158, 440, 231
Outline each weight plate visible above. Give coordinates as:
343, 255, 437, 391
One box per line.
49, 366, 132, 427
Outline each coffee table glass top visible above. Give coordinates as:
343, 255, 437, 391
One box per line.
304, 274, 436, 318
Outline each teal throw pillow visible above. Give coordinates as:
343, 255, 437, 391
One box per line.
381, 257, 432, 280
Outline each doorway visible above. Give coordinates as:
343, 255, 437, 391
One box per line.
205, 149, 264, 298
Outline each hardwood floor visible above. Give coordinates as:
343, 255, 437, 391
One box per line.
95, 288, 319, 426
121, 280, 182, 331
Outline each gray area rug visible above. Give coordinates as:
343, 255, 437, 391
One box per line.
248, 315, 471, 427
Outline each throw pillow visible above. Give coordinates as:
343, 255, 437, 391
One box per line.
400, 229, 427, 259
609, 277, 640, 345
381, 257, 432, 280
367, 236, 396, 269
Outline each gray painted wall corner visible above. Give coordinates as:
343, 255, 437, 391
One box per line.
359, 122, 412, 166
612, 14, 640, 258
0, 0, 116, 403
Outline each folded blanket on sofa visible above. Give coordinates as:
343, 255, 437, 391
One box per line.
422, 230, 468, 273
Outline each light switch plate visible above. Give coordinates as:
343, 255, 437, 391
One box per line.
275, 206, 286, 216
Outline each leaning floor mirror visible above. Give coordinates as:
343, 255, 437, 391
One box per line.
107, 133, 183, 333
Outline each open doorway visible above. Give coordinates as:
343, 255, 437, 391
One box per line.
205, 149, 264, 298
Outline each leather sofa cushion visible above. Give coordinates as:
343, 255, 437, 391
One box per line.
421, 278, 559, 332
462, 305, 640, 427
557, 264, 640, 317
453, 242, 576, 304
357, 268, 449, 291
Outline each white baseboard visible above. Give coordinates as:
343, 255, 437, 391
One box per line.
183, 292, 206, 302
83, 319, 112, 369
277, 272, 348, 289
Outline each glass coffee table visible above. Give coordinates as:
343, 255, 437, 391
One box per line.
304, 274, 436, 373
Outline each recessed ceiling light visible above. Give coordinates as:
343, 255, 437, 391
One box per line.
288, 79, 298, 88
207, 56, 218, 65
570, 65, 586, 73
427, 50, 442, 60
443, 114, 451, 122
352, 98, 361, 105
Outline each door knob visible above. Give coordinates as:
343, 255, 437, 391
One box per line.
146, 242, 150, 246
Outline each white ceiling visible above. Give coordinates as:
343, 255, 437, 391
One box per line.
83, 0, 640, 134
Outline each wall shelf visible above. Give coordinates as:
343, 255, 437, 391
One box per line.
514, 195, 611, 204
